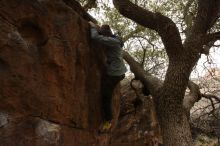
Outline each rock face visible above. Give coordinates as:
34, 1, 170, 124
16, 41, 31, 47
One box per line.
110, 79, 162, 146
0, 0, 120, 145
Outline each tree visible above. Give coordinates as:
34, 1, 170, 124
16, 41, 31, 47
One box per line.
112, 0, 220, 145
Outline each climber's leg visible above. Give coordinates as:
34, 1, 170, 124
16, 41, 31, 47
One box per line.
100, 75, 123, 133
101, 75, 115, 121
100, 74, 125, 131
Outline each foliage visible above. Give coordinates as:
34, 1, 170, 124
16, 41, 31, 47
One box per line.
79, 0, 220, 80
83, 0, 168, 77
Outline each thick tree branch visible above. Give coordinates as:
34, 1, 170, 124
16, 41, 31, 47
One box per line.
201, 33, 220, 56
201, 41, 216, 55
204, 31, 220, 44
190, 0, 220, 35
123, 51, 202, 111
184, 0, 220, 56
200, 31, 220, 54
183, 81, 202, 113
113, 0, 183, 59
184, 0, 220, 60
136, 39, 147, 67
184, 0, 220, 55
123, 51, 162, 97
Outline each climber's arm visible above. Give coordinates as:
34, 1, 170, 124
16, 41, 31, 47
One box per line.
90, 28, 121, 48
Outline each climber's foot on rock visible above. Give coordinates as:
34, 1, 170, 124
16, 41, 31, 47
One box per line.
98, 120, 112, 134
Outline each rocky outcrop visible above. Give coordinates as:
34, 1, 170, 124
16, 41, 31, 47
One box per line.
111, 79, 162, 146
0, 0, 120, 145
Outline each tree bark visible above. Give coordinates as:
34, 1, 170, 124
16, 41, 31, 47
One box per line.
123, 51, 202, 145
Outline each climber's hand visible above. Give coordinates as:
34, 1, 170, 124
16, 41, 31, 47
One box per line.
89, 21, 98, 28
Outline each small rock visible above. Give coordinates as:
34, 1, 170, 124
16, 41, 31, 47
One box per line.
0, 113, 8, 128
36, 119, 61, 144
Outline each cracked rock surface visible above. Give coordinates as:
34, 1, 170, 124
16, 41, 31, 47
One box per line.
0, 0, 120, 145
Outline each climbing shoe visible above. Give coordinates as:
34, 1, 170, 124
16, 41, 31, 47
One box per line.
99, 121, 112, 133
103, 121, 112, 130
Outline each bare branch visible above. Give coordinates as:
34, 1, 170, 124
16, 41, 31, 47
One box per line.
132, 35, 156, 49
137, 39, 147, 67
209, 98, 216, 116
147, 63, 164, 73
202, 93, 220, 103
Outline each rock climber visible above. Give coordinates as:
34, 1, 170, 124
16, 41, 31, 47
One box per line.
89, 21, 127, 132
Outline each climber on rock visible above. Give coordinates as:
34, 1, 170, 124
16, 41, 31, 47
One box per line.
89, 21, 127, 132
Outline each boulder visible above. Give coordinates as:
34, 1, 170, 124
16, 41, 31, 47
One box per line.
0, 0, 120, 145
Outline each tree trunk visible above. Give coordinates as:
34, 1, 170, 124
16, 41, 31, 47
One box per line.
159, 111, 192, 146
123, 51, 200, 146
114, 0, 220, 145
156, 59, 194, 146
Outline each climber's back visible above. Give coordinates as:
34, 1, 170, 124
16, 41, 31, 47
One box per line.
90, 24, 127, 76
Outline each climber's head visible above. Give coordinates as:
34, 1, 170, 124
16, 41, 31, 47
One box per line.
99, 24, 113, 36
